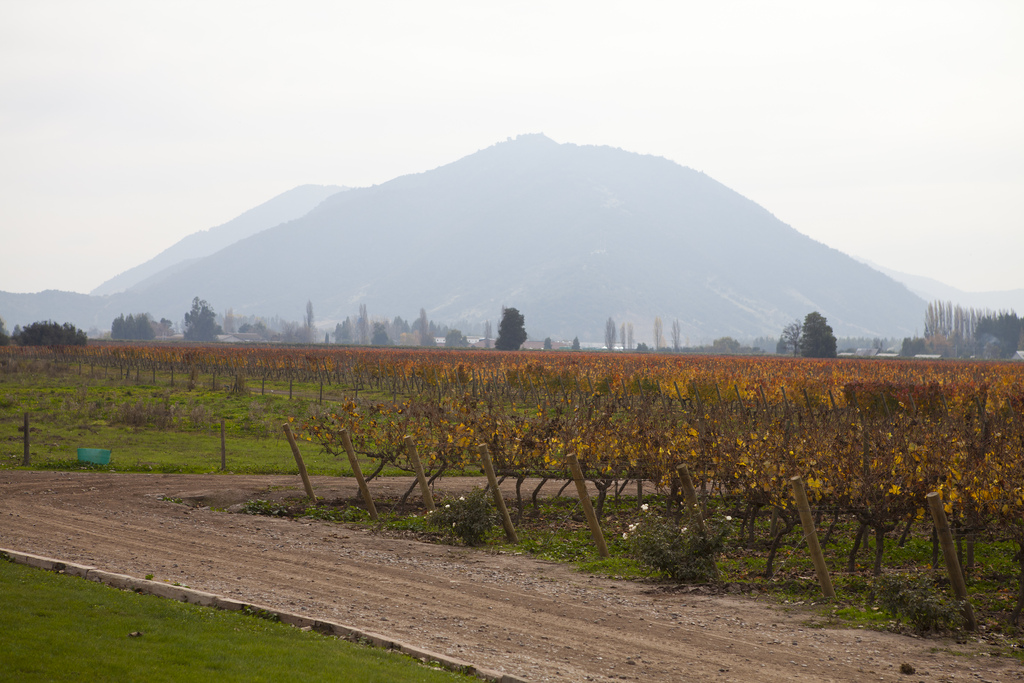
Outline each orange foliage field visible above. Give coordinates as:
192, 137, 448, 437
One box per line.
6, 343, 1024, 555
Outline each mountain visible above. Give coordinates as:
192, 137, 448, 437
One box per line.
856, 258, 1024, 314
91, 184, 346, 295
1, 135, 926, 342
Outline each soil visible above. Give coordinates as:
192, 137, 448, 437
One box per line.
2, 470, 1021, 682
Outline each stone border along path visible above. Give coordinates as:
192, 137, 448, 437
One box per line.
2, 548, 527, 683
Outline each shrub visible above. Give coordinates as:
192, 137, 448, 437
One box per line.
242, 499, 289, 517
302, 505, 367, 523
625, 505, 728, 582
111, 399, 175, 429
872, 573, 965, 633
427, 488, 498, 546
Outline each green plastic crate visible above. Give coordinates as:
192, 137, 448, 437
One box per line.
77, 448, 111, 465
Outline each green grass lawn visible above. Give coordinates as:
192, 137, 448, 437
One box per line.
0, 558, 471, 682
0, 363, 411, 475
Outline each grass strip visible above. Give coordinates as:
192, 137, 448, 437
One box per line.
0, 557, 470, 682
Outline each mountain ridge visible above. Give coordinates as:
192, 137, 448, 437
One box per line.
856, 257, 1024, 314
91, 184, 346, 296
4, 135, 927, 342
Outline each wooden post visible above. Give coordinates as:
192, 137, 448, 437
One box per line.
340, 429, 378, 521
219, 420, 226, 471
404, 436, 435, 512
927, 491, 977, 631
23, 412, 30, 466
677, 464, 719, 580
477, 444, 517, 543
566, 453, 609, 557
282, 423, 316, 500
790, 476, 835, 598
289, 378, 293, 400
676, 465, 706, 532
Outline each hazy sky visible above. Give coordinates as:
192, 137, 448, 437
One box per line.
2, 1, 1021, 295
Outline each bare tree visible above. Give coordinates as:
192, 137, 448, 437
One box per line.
605, 317, 616, 350
416, 308, 434, 346
653, 317, 664, 350
671, 319, 681, 352
223, 307, 236, 334
303, 300, 315, 343
620, 323, 626, 351
781, 320, 802, 356
484, 320, 493, 349
356, 304, 370, 345
627, 322, 634, 351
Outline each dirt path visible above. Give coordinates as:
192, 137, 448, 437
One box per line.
1, 471, 1020, 682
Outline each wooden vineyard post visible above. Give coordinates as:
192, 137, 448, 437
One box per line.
790, 476, 835, 598
404, 436, 436, 512
340, 429, 378, 521
676, 465, 707, 532
566, 453, 609, 558
220, 420, 226, 471
477, 444, 518, 543
23, 412, 30, 466
282, 423, 316, 500
927, 491, 977, 631
676, 464, 719, 580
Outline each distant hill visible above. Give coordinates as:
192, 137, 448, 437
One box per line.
91, 184, 346, 295
856, 258, 1024, 314
2, 136, 926, 341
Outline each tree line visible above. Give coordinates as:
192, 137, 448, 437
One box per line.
904, 301, 1022, 358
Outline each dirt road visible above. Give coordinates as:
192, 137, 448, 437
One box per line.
1, 471, 1020, 682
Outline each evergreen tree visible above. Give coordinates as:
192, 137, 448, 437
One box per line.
334, 318, 353, 344
975, 311, 1022, 358
495, 307, 527, 351
184, 297, 222, 342
799, 312, 837, 358
13, 321, 87, 346
445, 329, 468, 347
111, 313, 155, 340
370, 322, 391, 346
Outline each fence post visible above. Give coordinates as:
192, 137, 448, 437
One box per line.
566, 453, 609, 558
404, 436, 435, 512
340, 429, 378, 521
927, 491, 977, 631
477, 444, 517, 543
282, 423, 316, 500
790, 476, 835, 598
220, 420, 226, 471
676, 465, 707, 533
23, 412, 30, 466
